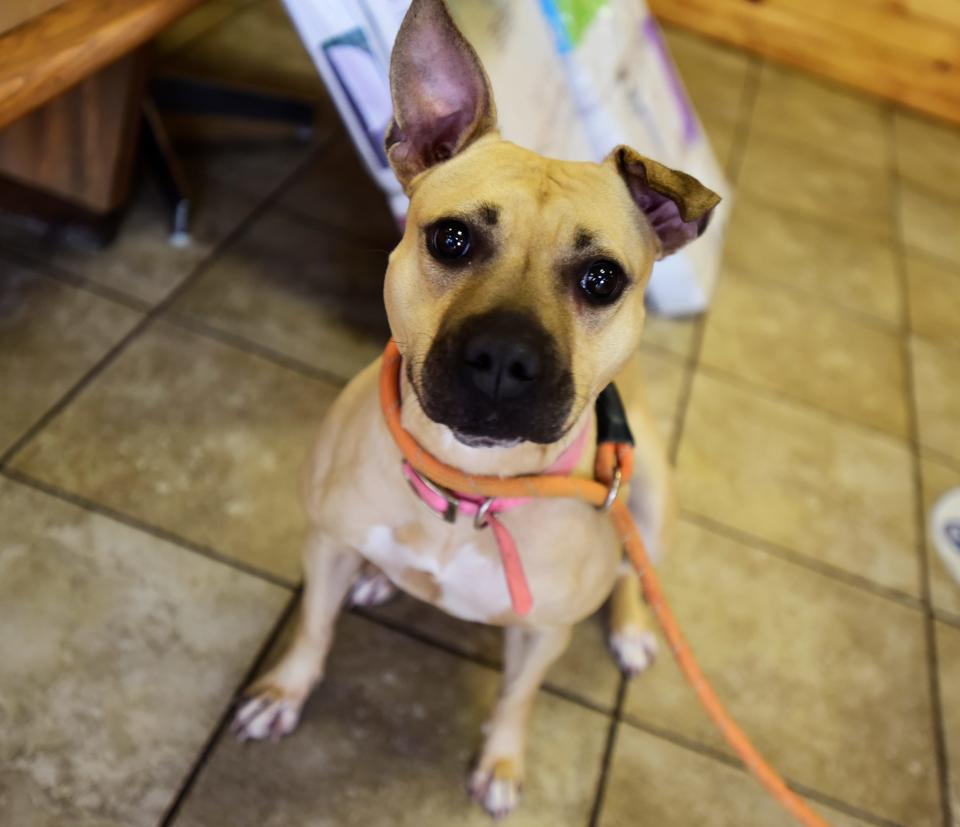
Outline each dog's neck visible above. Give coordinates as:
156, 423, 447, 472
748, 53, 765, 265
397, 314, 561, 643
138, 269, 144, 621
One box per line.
398, 370, 593, 478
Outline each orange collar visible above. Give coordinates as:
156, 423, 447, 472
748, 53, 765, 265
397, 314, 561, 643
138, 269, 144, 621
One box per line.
378, 339, 632, 503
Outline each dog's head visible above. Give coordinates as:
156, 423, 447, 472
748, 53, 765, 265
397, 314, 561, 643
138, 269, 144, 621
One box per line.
384, 0, 720, 447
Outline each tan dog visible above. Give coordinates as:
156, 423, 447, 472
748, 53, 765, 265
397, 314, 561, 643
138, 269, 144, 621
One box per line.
234, 0, 719, 817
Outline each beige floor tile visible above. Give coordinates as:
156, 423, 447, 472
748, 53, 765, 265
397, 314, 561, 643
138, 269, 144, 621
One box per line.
622, 519, 940, 826
371, 595, 620, 711
0, 261, 142, 455
899, 183, 960, 268
752, 63, 889, 167
641, 313, 698, 359
638, 347, 686, 445
676, 372, 918, 594
937, 622, 960, 822
701, 274, 908, 437
894, 110, 960, 202
922, 457, 960, 622
723, 197, 901, 323
173, 208, 389, 381
600, 724, 875, 827
659, 27, 747, 177
0, 478, 288, 827
12, 322, 339, 581
0, 179, 257, 305
163, 0, 325, 100
702, 114, 738, 172
739, 132, 893, 238
663, 26, 750, 128
912, 336, 960, 464
172, 614, 608, 827
908, 254, 960, 349
277, 136, 400, 245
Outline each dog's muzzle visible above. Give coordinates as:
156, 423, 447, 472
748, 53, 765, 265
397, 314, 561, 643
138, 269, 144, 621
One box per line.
418, 309, 575, 444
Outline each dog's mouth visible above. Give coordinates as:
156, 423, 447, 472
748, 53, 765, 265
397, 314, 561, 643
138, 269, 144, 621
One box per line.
450, 430, 522, 449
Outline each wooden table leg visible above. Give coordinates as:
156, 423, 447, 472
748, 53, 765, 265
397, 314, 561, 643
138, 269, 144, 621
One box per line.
0, 47, 149, 223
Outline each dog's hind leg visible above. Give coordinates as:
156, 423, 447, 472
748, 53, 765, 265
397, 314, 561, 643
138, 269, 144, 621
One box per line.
608, 480, 670, 676
233, 529, 362, 741
468, 624, 572, 819
609, 563, 659, 677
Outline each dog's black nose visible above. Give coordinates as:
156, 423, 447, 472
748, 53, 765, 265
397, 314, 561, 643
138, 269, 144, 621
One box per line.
462, 330, 543, 401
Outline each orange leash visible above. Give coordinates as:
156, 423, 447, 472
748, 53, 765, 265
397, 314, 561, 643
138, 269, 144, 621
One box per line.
379, 341, 829, 827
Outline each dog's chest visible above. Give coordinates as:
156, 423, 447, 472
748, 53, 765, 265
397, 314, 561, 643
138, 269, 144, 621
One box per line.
358, 501, 620, 624
361, 524, 515, 621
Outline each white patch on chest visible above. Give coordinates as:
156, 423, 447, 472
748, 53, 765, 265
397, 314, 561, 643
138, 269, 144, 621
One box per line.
360, 525, 511, 622
436, 540, 512, 620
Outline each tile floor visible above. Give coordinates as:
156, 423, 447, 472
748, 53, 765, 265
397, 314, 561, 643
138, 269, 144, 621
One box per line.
1, 3, 959, 826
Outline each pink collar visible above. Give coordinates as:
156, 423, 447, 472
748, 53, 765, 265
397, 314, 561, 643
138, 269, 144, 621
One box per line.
402, 422, 590, 616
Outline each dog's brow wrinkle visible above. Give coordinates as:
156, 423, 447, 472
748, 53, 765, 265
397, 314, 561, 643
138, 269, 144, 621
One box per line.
479, 204, 500, 226
574, 228, 593, 250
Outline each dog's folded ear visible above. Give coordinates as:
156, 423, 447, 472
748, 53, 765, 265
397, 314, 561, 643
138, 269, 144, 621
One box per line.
609, 146, 721, 259
386, 0, 497, 190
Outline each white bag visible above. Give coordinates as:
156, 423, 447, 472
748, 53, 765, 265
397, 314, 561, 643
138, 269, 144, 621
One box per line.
283, 0, 731, 316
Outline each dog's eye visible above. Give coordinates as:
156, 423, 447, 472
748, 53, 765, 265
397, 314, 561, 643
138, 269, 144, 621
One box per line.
580, 260, 625, 304
428, 220, 471, 260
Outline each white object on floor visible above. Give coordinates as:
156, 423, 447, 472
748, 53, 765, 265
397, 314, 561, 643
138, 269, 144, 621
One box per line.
930, 488, 960, 588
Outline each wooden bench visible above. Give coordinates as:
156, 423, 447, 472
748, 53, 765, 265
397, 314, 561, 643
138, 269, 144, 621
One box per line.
0, 0, 204, 220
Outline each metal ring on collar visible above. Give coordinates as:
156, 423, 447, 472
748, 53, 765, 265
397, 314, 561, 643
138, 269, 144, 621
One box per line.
474, 497, 495, 529
599, 468, 622, 513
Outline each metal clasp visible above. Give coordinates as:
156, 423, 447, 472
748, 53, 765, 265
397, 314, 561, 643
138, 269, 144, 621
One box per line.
405, 466, 459, 523
598, 467, 622, 513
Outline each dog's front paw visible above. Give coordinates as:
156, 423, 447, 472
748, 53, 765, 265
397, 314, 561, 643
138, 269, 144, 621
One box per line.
468, 758, 522, 820
609, 627, 658, 678
231, 682, 308, 742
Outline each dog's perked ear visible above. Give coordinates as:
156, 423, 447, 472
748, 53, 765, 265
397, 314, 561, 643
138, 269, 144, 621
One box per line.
609, 145, 721, 259
385, 0, 497, 190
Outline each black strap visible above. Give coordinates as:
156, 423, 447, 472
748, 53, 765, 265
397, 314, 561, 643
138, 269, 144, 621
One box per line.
595, 383, 634, 446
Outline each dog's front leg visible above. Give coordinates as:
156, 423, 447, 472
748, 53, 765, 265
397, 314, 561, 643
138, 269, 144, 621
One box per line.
233, 529, 362, 741
468, 624, 572, 818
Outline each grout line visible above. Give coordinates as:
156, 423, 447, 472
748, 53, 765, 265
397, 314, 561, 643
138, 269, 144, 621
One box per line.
900, 246, 960, 281
692, 361, 912, 448
722, 266, 902, 334
619, 714, 907, 827
922, 446, 960, 475
934, 607, 960, 631
2, 468, 299, 591
352, 607, 616, 719
680, 509, 924, 610
352, 607, 503, 673
265, 201, 402, 254
885, 104, 953, 827
666, 317, 704, 466
0, 140, 330, 472
668, 55, 760, 467
156, 589, 302, 827
0, 245, 154, 314
638, 338, 690, 365
586, 678, 626, 827
161, 310, 357, 388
